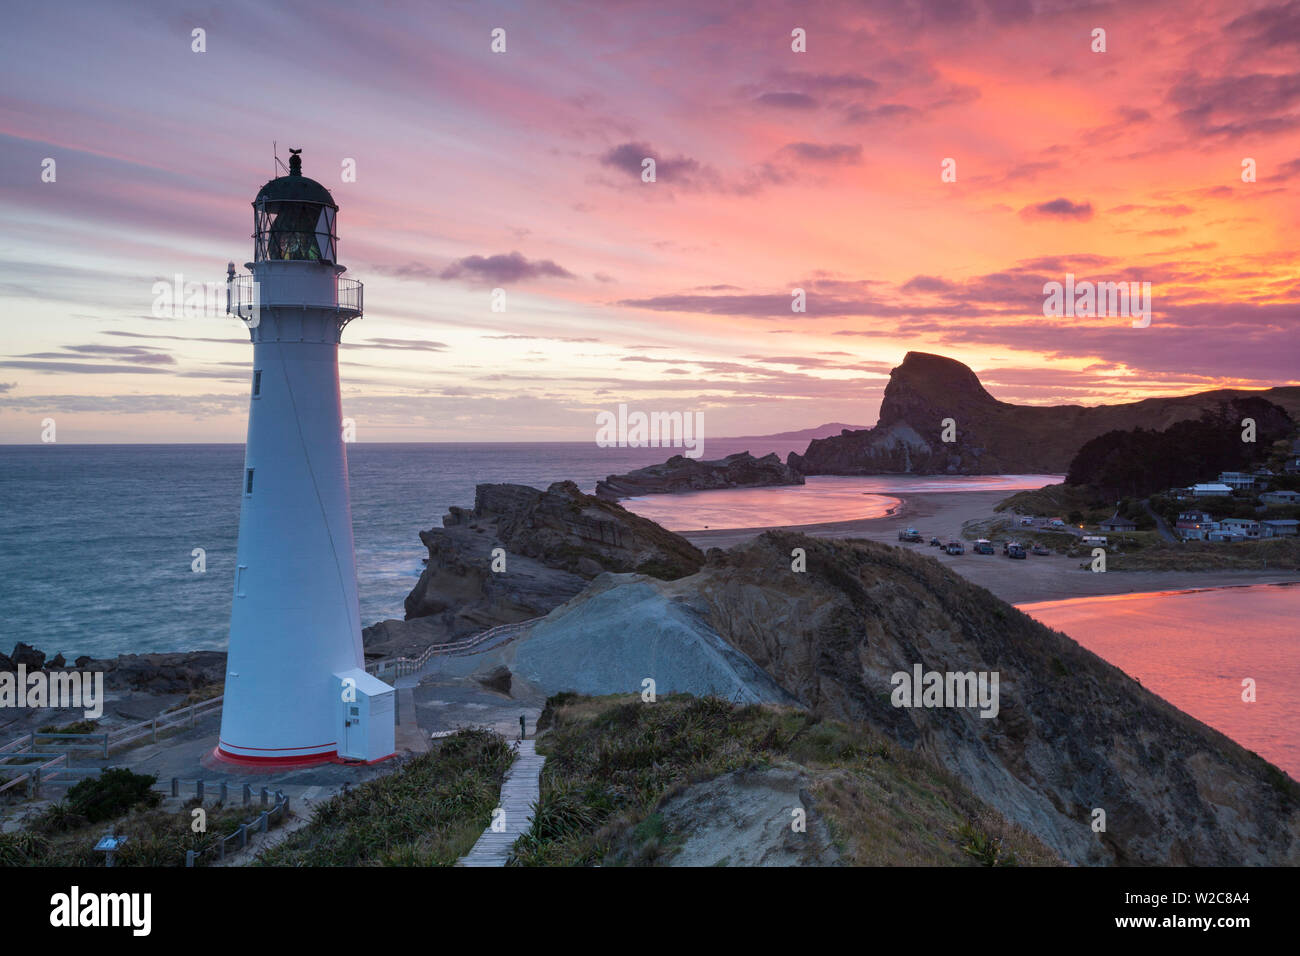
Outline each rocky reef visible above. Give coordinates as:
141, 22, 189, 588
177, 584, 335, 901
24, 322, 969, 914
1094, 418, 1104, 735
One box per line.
1, 643, 225, 694
363, 480, 705, 658
789, 351, 1300, 475
595, 451, 803, 500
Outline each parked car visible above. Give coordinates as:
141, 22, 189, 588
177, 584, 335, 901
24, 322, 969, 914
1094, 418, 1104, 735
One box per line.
1031, 544, 1050, 556
929, 536, 942, 547
1003, 540, 1022, 554
974, 539, 995, 554
945, 541, 965, 555
898, 528, 923, 542
1007, 545, 1027, 559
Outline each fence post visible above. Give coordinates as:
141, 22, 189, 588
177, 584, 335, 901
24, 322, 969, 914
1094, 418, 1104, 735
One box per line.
152, 717, 157, 744
261, 787, 268, 806
282, 792, 290, 813
189, 702, 195, 728
186, 850, 195, 868
171, 777, 179, 798
242, 784, 251, 806
197, 779, 204, 801
259, 811, 268, 833
238, 824, 248, 849
219, 781, 228, 804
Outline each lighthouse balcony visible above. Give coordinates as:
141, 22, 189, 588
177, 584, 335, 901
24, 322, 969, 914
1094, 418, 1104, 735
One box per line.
227, 273, 363, 324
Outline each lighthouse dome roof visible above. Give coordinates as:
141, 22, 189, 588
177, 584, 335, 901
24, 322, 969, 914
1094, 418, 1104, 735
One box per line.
255, 173, 337, 208
254, 149, 337, 208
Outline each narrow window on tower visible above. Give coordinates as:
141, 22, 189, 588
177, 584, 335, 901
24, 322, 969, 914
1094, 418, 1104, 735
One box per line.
252, 369, 262, 397
245, 468, 255, 495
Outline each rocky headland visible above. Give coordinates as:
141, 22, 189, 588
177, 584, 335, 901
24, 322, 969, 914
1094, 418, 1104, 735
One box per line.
362, 480, 704, 658
477, 532, 1299, 866
595, 451, 803, 500
789, 351, 1300, 475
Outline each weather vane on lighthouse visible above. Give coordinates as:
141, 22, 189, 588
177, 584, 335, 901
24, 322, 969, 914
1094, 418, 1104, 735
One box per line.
218, 148, 395, 766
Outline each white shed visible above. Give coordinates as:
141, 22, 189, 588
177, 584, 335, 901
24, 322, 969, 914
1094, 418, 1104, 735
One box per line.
333, 669, 396, 762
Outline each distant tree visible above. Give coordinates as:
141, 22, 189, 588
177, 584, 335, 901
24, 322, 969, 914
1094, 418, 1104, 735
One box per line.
1066, 398, 1293, 500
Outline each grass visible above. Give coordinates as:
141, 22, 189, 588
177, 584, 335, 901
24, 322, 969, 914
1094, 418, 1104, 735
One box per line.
1103, 536, 1300, 571
36, 720, 98, 735
995, 484, 1111, 524
256, 727, 514, 866
511, 693, 1061, 867
1, 794, 267, 866
164, 682, 225, 712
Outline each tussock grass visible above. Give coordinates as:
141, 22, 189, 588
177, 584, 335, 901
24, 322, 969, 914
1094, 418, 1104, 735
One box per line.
257, 728, 514, 866
513, 694, 1061, 867
1105, 536, 1300, 571
2, 797, 262, 866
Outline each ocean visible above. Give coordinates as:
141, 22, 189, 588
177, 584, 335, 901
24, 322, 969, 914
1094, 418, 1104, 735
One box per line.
0, 438, 810, 660
1022, 586, 1300, 779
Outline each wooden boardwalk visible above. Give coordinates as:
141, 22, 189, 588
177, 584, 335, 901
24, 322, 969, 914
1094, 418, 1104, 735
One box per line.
457, 739, 545, 867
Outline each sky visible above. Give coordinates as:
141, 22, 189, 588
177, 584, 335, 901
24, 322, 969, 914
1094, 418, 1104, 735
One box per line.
1, 0, 1298, 443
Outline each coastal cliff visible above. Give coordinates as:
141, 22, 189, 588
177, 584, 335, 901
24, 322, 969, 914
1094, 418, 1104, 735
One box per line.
789, 351, 1300, 475
506, 533, 1299, 865
595, 451, 803, 500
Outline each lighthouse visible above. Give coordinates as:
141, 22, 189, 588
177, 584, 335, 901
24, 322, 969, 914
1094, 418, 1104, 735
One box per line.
217, 149, 394, 766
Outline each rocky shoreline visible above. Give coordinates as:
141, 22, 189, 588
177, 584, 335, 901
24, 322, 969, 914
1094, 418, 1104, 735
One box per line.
595, 451, 803, 500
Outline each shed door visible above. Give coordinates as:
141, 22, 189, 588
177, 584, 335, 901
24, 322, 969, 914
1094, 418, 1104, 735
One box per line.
344, 703, 361, 758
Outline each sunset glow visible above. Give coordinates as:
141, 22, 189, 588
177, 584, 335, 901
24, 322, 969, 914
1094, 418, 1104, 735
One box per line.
2, 0, 1298, 442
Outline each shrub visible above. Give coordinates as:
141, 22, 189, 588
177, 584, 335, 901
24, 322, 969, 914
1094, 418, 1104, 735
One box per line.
65, 768, 160, 823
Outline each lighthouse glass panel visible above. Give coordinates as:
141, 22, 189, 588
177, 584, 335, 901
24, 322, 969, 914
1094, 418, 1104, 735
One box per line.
254, 201, 337, 263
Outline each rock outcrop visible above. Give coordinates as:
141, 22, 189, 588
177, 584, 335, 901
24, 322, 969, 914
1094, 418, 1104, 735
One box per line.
595, 451, 804, 500
517, 532, 1299, 865
2, 645, 225, 694
365, 481, 706, 658
789, 351, 1300, 475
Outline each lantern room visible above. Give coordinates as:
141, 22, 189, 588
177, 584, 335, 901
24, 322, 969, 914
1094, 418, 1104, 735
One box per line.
252, 148, 338, 263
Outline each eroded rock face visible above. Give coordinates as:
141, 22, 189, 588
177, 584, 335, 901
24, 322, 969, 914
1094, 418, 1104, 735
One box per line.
789, 351, 1300, 475
595, 452, 804, 500
536, 533, 1299, 865
370, 481, 706, 657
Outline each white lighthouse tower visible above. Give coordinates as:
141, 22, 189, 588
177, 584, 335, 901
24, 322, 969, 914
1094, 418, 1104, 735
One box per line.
217, 149, 394, 766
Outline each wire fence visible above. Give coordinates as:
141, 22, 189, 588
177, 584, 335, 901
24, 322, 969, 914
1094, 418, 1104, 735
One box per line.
175, 779, 292, 867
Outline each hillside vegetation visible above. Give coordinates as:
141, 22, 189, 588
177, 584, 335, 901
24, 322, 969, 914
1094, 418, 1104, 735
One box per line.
512, 693, 1059, 867
257, 728, 513, 866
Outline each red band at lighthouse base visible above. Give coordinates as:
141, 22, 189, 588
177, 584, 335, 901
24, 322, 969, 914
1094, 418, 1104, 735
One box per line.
211, 744, 398, 769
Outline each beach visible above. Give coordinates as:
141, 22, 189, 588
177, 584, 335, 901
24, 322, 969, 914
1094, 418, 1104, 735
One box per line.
680, 490, 1300, 605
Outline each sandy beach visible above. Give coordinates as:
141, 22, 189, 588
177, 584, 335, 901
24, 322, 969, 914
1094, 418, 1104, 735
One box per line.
682, 490, 1300, 605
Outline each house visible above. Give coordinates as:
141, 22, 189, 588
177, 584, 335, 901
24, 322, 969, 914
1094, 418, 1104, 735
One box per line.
1191, 483, 1233, 498
1219, 518, 1260, 538
1261, 490, 1300, 506
1285, 440, 1300, 475
1217, 472, 1256, 490
1175, 511, 1216, 540
1099, 512, 1137, 532
1261, 519, 1300, 538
